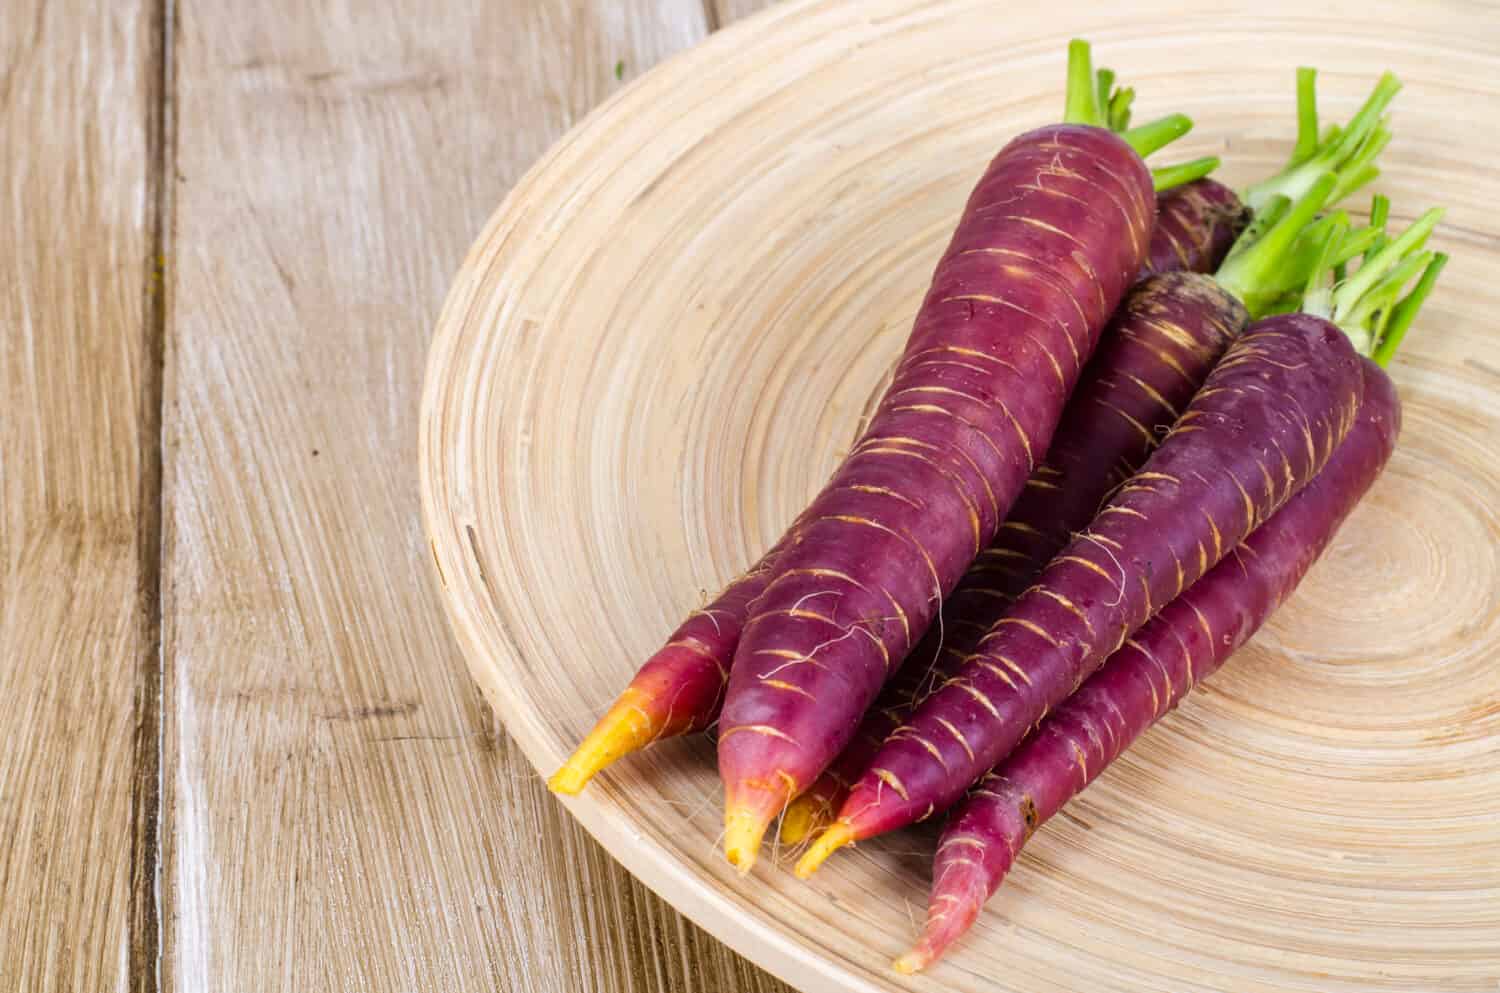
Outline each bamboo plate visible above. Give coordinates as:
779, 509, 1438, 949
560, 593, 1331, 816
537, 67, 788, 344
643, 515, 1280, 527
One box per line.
420, 2, 1500, 989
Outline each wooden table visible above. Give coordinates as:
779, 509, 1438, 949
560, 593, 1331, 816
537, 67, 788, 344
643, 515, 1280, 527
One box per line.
2, 1, 791, 989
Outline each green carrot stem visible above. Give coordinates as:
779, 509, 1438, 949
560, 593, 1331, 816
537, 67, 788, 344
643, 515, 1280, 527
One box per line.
1276, 212, 1366, 286
1095, 68, 1115, 121
1217, 172, 1338, 315
1332, 207, 1444, 316
1324, 73, 1400, 167
1298, 216, 1350, 320
1224, 194, 1291, 266
1342, 250, 1434, 332
1063, 39, 1105, 126
1308, 207, 1449, 358
1152, 156, 1220, 191
1372, 253, 1449, 366
1109, 87, 1135, 132
1120, 114, 1193, 157
1309, 217, 1348, 284
1244, 71, 1401, 211
1365, 194, 1391, 261
1330, 161, 1382, 205
1065, 40, 1189, 157
1326, 123, 1389, 203
1332, 226, 1381, 265
1290, 67, 1319, 165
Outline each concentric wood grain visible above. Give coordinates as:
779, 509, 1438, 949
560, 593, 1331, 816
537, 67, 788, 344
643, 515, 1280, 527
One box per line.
421, 2, 1500, 989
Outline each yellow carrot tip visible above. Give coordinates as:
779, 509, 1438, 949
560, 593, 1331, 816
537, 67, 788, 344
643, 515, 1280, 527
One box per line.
723, 776, 797, 872
546, 757, 597, 796
778, 795, 820, 846
891, 943, 936, 975
793, 821, 855, 879
546, 688, 658, 795
723, 806, 774, 875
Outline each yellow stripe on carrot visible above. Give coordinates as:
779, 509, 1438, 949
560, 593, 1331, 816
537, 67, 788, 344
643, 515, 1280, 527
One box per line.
995, 617, 1057, 647
971, 659, 1017, 692
934, 717, 975, 763
758, 678, 815, 701
953, 681, 1001, 719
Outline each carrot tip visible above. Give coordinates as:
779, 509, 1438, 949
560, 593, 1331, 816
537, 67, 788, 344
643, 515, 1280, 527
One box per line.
723, 775, 798, 872
723, 806, 774, 875
897, 860, 988, 970
891, 945, 936, 975
793, 821, 855, 879
547, 688, 659, 795
545, 764, 591, 796
778, 794, 820, 846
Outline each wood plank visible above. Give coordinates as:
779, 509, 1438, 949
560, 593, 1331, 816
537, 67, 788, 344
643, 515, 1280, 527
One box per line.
0, 2, 164, 991
161, 2, 790, 989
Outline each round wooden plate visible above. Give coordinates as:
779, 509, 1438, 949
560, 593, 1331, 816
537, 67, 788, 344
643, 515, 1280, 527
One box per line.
420, 2, 1500, 989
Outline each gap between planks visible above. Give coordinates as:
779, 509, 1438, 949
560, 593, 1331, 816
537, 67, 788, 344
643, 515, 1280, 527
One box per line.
129, 0, 177, 990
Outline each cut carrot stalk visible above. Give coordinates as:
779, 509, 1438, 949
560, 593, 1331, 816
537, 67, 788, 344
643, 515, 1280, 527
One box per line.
1245, 69, 1399, 210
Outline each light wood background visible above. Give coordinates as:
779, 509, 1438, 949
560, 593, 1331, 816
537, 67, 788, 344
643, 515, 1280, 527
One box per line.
1, 0, 791, 990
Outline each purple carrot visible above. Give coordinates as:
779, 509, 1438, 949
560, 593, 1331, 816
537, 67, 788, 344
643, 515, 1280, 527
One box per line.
797, 202, 1443, 877
897, 353, 1406, 972
550, 42, 1205, 800
717, 42, 1202, 870
777, 270, 1246, 842
553, 175, 1231, 797
1140, 179, 1246, 278
779, 69, 1398, 844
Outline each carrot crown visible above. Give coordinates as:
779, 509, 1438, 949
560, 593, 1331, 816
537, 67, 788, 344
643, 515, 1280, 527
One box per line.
1215, 170, 1345, 317
1245, 69, 1401, 212
1062, 39, 1214, 191
1300, 198, 1448, 364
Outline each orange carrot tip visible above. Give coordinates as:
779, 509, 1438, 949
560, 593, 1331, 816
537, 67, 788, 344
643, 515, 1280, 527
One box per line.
793, 821, 855, 879
547, 687, 660, 795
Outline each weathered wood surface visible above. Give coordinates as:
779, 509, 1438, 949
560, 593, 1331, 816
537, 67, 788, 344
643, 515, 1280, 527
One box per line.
159, 0, 790, 990
0, 2, 164, 990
